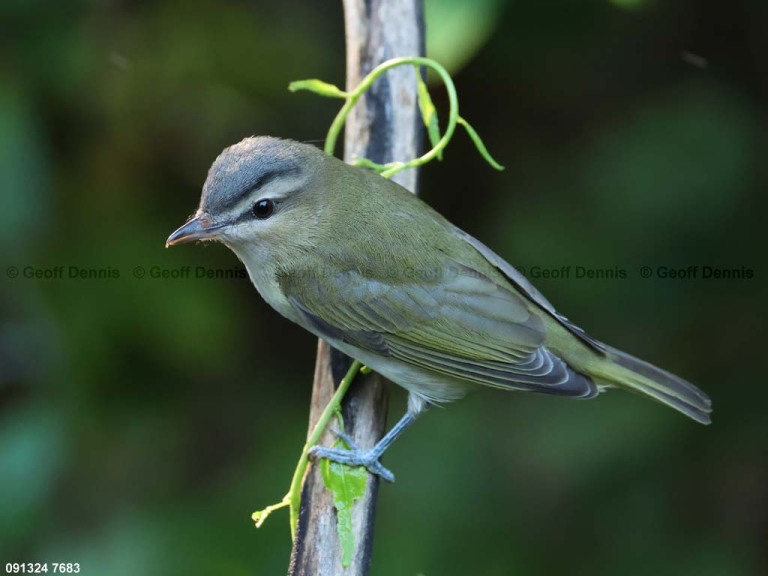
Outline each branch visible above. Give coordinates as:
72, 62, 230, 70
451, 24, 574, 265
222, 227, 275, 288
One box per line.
287, 2, 424, 574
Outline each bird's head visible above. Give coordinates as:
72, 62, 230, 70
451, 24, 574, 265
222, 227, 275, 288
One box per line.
166, 137, 328, 256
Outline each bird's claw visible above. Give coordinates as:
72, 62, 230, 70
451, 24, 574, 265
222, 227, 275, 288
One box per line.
309, 432, 395, 482
329, 428, 360, 451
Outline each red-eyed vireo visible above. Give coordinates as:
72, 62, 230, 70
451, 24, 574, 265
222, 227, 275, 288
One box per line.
167, 136, 711, 482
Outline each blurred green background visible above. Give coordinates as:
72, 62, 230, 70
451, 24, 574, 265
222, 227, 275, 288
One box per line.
2, 0, 766, 574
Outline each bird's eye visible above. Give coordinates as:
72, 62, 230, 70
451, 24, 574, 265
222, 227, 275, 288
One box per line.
252, 199, 275, 219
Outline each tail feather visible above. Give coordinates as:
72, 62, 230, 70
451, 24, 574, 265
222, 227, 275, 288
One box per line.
593, 346, 712, 424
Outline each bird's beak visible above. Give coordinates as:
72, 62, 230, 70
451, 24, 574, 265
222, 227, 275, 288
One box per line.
166, 215, 224, 247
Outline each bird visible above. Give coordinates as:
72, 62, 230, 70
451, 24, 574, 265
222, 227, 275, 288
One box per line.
166, 136, 712, 482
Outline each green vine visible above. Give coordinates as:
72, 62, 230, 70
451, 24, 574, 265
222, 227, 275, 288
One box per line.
289, 56, 504, 176
252, 360, 362, 538
252, 56, 502, 541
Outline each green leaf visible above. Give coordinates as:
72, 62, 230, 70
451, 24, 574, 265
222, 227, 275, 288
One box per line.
288, 79, 348, 99
417, 77, 443, 159
320, 439, 368, 567
458, 116, 504, 170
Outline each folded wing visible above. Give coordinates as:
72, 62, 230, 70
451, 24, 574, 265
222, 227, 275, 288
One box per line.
283, 264, 597, 400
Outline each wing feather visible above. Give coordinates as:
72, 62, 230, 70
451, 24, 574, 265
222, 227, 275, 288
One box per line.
454, 230, 608, 353
284, 265, 597, 399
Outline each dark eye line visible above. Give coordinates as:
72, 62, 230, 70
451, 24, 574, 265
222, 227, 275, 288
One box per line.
212, 166, 301, 217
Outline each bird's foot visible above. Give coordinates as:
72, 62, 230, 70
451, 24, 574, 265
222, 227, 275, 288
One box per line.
308, 429, 395, 482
